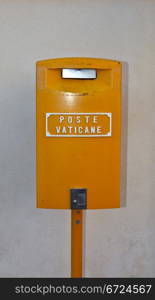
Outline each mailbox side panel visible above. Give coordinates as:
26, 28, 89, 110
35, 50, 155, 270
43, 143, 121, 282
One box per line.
36, 58, 121, 209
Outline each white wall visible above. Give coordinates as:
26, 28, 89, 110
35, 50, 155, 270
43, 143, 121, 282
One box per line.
0, 0, 154, 277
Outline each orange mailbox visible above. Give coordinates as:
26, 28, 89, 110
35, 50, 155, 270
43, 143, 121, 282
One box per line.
36, 57, 122, 210
36, 57, 122, 277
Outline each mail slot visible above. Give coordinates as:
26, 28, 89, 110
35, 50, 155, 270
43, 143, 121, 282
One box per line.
36, 57, 122, 209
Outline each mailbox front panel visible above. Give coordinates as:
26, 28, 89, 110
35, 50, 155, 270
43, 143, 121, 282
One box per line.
36, 58, 122, 209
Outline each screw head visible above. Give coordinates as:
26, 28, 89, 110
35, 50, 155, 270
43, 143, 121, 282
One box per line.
75, 220, 80, 224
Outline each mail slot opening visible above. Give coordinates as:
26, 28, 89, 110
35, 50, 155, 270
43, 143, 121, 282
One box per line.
61, 69, 97, 79
46, 68, 112, 92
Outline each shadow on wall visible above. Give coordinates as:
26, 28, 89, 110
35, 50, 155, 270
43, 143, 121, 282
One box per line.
121, 62, 128, 208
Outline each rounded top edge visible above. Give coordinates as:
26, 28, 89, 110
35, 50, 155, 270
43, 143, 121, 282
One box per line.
36, 57, 121, 68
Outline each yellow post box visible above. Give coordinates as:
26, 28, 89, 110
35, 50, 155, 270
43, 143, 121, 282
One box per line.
36, 57, 122, 277
36, 57, 122, 210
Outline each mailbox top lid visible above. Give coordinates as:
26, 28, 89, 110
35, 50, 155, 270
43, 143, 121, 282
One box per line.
36, 57, 121, 70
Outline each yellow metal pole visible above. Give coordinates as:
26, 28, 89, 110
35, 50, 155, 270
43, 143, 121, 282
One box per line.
71, 210, 84, 278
